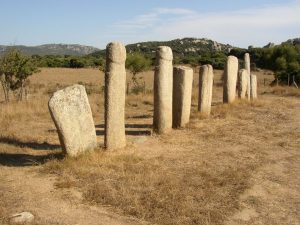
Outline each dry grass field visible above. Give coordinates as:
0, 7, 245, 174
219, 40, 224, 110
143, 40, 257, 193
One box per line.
0, 68, 299, 225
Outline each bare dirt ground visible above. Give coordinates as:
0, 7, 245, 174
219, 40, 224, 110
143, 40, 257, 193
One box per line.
0, 68, 299, 225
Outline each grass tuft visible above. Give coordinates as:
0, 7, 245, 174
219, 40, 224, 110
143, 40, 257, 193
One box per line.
271, 86, 300, 97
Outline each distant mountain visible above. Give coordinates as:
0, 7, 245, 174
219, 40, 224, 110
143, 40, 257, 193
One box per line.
90, 38, 234, 57
0, 44, 99, 56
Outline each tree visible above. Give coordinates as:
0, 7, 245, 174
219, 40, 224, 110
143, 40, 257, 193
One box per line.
126, 53, 151, 86
275, 57, 287, 71
98, 57, 106, 73
69, 58, 85, 68
0, 49, 39, 102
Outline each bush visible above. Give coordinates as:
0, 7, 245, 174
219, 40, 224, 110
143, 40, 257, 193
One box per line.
0, 49, 39, 101
130, 84, 145, 95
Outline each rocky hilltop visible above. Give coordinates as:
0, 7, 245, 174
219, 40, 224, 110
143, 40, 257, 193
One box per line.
91, 38, 234, 57
127, 38, 233, 54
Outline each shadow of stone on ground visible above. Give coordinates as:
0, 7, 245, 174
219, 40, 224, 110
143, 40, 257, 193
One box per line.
96, 124, 152, 137
125, 130, 152, 136
96, 124, 152, 129
0, 153, 64, 167
0, 137, 60, 151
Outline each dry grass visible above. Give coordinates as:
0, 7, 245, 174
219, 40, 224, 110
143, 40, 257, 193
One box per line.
44, 153, 252, 225
29, 67, 104, 85
1, 68, 299, 225
270, 86, 300, 97
42, 98, 298, 225
0, 191, 9, 225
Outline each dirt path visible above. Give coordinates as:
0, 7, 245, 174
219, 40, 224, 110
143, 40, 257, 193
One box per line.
0, 165, 148, 225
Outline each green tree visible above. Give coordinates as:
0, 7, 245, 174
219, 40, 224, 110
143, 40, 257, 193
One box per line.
0, 49, 39, 102
275, 57, 287, 71
98, 57, 106, 73
126, 53, 151, 86
69, 57, 85, 68
288, 61, 300, 71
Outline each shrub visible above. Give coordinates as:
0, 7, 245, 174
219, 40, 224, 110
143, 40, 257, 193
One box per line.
0, 49, 39, 102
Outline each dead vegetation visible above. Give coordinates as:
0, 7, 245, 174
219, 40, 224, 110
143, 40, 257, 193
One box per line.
41, 97, 299, 225
270, 86, 300, 97
0, 68, 299, 225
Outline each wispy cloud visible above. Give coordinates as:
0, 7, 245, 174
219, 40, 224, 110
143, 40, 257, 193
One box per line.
154, 8, 195, 15
113, 8, 195, 30
109, 1, 300, 47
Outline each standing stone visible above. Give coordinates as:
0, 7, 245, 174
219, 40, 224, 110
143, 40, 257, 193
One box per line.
48, 85, 97, 157
238, 69, 248, 99
250, 74, 258, 99
105, 42, 126, 149
223, 56, 239, 104
244, 53, 251, 100
198, 64, 214, 116
153, 46, 173, 134
173, 66, 193, 128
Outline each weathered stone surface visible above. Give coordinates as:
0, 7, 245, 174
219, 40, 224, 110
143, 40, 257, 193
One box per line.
244, 53, 251, 100
49, 85, 97, 157
251, 74, 258, 99
173, 66, 193, 128
153, 46, 173, 134
198, 64, 214, 116
105, 42, 126, 149
223, 56, 239, 104
238, 69, 248, 99
10, 212, 34, 224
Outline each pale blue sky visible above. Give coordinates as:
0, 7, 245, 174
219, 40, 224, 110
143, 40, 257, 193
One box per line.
0, 0, 299, 48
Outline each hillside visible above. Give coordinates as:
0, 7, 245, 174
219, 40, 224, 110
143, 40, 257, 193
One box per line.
90, 38, 234, 57
0, 44, 99, 56
1, 37, 298, 57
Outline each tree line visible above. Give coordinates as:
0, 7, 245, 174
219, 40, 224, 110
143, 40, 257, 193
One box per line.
31, 42, 300, 85
1, 42, 299, 102
230, 43, 300, 84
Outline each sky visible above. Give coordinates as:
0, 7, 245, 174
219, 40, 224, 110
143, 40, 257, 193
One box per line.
0, 0, 299, 49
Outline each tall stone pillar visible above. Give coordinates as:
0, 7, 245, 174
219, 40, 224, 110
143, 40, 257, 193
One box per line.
198, 65, 214, 116
153, 46, 173, 134
105, 42, 126, 149
244, 53, 251, 100
238, 69, 248, 99
223, 56, 238, 104
173, 66, 193, 128
251, 74, 258, 100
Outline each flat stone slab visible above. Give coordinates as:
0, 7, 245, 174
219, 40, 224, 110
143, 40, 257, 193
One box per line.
49, 84, 97, 157
10, 212, 34, 224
